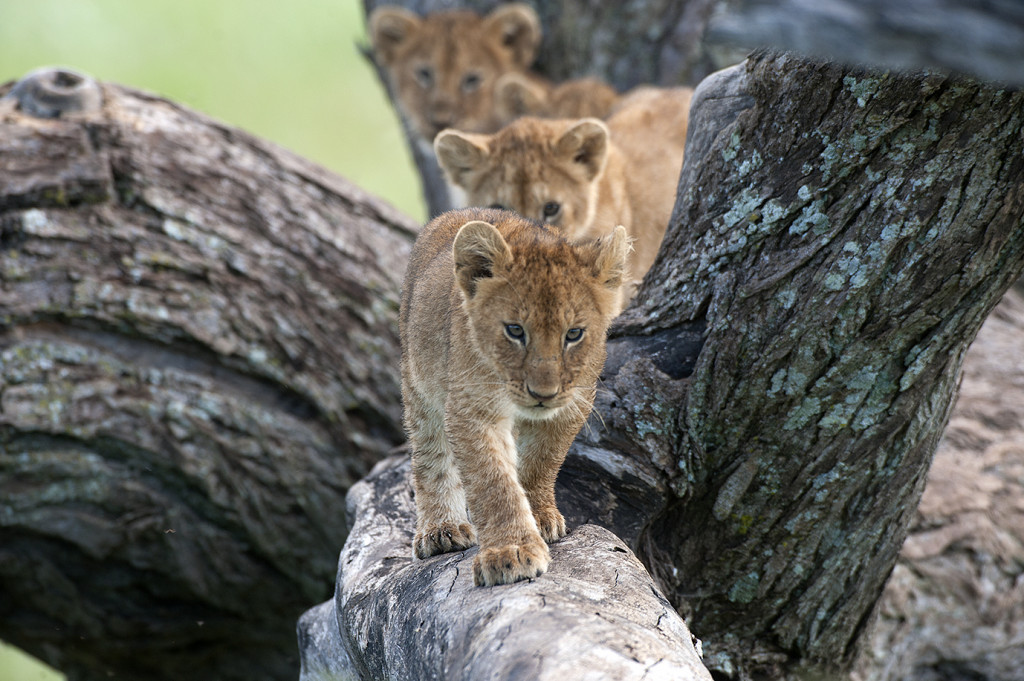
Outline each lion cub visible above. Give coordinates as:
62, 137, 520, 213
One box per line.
400, 208, 627, 586
368, 3, 542, 146
434, 87, 693, 299
494, 72, 621, 126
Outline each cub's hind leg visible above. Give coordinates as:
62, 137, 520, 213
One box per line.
406, 398, 476, 558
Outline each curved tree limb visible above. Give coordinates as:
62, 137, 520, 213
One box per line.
298, 456, 710, 681
0, 69, 416, 681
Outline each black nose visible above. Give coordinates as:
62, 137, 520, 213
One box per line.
527, 386, 559, 401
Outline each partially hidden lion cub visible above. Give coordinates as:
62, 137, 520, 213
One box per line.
434, 87, 693, 303
494, 72, 621, 126
400, 207, 627, 586
368, 4, 542, 146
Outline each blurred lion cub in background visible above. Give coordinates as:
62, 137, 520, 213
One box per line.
369, 4, 623, 144
435, 86, 693, 306
368, 4, 542, 148
400, 208, 627, 586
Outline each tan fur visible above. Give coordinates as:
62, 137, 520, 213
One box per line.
400, 207, 627, 586
495, 72, 620, 125
369, 4, 542, 143
434, 87, 693, 300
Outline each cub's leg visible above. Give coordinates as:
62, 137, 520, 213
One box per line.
406, 397, 476, 559
449, 416, 549, 586
516, 405, 590, 543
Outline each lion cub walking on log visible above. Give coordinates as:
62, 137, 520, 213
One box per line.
400, 208, 627, 586
435, 87, 692, 304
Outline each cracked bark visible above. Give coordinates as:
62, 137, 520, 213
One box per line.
0, 71, 416, 681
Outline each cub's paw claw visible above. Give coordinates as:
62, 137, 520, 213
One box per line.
473, 540, 550, 586
414, 522, 477, 559
534, 508, 567, 543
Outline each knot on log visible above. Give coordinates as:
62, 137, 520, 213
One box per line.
6, 67, 102, 118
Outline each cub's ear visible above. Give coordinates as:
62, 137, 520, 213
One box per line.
555, 119, 609, 182
434, 130, 491, 188
453, 220, 513, 299
368, 6, 421, 65
588, 225, 630, 291
483, 3, 542, 68
495, 72, 548, 121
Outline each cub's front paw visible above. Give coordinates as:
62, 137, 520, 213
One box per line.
473, 539, 550, 586
533, 507, 567, 543
414, 522, 477, 559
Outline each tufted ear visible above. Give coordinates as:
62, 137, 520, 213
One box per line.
368, 6, 421, 65
434, 129, 491, 188
589, 225, 630, 291
555, 119, 609, 182
495, 72, 549, 121
483, 3, 542, 68
453, 220, 513, 300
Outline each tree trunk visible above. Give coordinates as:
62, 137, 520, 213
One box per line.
706, 0, 1024, 87
612, 53, 1024, 675
0, 69, 416, 681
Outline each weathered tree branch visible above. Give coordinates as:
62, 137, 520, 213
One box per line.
298, 457, 710, 681
707, 0, 1024, 87
0, 69, 416, 681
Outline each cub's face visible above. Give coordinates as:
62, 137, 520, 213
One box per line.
369, 4, 541, 143
453, 219, 627, 420
435, 118, 610, 242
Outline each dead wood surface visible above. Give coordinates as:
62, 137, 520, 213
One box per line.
0, 69, 417, 681
298, 456, 711, 681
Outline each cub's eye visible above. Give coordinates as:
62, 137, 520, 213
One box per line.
414, 65, 434, 88
505, 323, 526, 343
565, 328, 584, 343
461, 72, 482, 92
542, 201, 561, 221
489, 203, 507, 211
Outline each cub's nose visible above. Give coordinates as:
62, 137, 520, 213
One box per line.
526, 385, 560, 402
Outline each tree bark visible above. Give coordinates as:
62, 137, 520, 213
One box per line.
0, 69, 416, 681
610, 53, 1024, 675
706, 0, 1024, 87
298, 456, 710, 681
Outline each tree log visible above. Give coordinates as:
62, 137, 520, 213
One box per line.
611, 53, 1024, 675
298, 457, 710, 681
707, 0, 1024, 87
0, 69, 416, 681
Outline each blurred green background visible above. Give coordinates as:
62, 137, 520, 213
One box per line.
0, 0, 423, 218
0, 0, 420, 678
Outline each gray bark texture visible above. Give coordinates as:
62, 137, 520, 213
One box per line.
857, 289, 1024, 680
706, 0, 1024, 87
298, 456, 710, 681
612, 53, 1024, 676
0, 69, 417, 681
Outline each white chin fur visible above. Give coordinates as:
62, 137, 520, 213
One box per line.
516, 403, 564, 421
